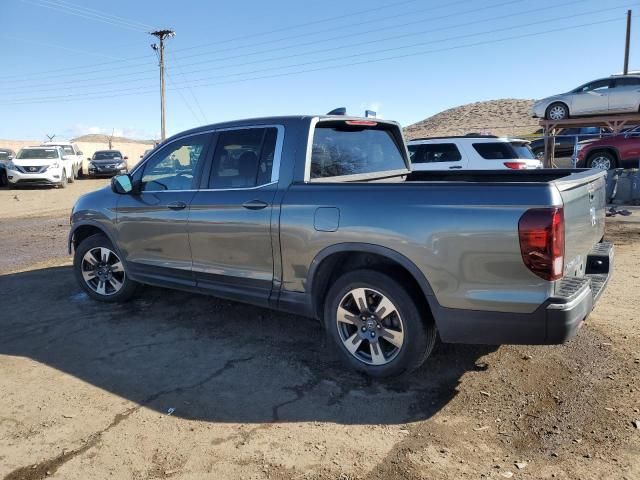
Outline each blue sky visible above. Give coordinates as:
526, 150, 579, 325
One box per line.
1, 0, 638, 140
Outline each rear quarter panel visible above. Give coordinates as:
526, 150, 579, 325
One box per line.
279, 182, 558, 314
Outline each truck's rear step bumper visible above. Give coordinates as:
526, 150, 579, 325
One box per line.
435, 242, 614, 345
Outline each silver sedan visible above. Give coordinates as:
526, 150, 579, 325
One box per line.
531, 75, 640, 120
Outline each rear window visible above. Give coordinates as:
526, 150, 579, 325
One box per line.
473, 142, 521, 160
17, 148, 59, 159
510, 142, 535, 159
408, 143, 462, 163
310, 123, 406, 179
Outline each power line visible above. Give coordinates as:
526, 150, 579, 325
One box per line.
0, 0, 422, 81
0, 0, 603, 94
1, 3, 629, 98
168, 51, 208, 123
18, 0, 152, 32
0, 16, 627, 106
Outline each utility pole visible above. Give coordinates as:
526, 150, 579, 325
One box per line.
624, 10, 632, 75
150, 29, 175, 142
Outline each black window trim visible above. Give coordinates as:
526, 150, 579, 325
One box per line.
409, 142, 463, 164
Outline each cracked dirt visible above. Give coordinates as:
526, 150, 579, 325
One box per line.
0, 184, 638, 480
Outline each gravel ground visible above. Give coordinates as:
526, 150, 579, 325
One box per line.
0, 184, 638, 480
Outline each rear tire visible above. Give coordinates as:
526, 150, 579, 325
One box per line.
68, 167, 75, 183
323, 269, 436, 378
73, 233, 137, 303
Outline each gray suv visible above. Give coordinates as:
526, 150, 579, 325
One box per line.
69, 115, 612, 377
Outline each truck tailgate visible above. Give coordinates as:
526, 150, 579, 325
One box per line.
553, 169, 607, 277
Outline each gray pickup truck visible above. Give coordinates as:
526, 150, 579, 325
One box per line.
69, 115, 613, 377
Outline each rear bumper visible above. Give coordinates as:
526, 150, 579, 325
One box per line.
435, 242, 614, 345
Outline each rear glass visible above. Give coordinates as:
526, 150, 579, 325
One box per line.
473, 142, 522, 160
510, 142, 535, 159
17, 148, 59, 159
310, 124, 406, 179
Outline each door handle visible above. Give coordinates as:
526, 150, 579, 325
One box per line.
167, 201, 187, 210
242, 199, 269, 210
449, 166, 463, 169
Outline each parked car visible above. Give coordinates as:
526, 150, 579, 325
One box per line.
7, 146, 74, 188
407, 135, 541, 170
87, 150, 129, 177
41, 141, 83, 179
576, 126, 640, 169
529, 127, 610, 160
0, 148, 16, 186
69, 115, 612, 377
531, 74, 640, 120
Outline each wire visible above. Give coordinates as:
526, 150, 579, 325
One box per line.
0, 0, 604, 93
0, 0, 422, 81
0, 16, 626, 106
168, 52, 208, 123
18, 0, 153, 32
2, 2, 629, 97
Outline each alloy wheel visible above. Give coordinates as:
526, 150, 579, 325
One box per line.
336, 287, 405, 366
590, 156, 612, 170
81, 247, 125, 296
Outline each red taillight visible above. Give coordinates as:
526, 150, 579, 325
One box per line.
518, 208, 565, 281
345, 120, 378, 126
504, 161, 528, 169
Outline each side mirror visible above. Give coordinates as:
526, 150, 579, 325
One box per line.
8, 155, 14, 160
77, 151, 83, 155
62, 155, 71, 160
87, 157, 91, 161
124, 156, 128, 160
111, 174, 133, 194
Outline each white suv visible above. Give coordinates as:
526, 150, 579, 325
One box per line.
407, 135, 542, 171
40, 141, 84, 178
7, 146, 74, 188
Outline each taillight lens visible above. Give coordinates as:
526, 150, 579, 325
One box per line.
504, 161, 527, 169
518, 208, 565, 281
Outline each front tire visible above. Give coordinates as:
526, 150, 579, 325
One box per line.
323, 269, 436, 378
73, 233, 137, 303
58, 169, 67, 188
546, 102, 569, 121
587, 151, 616, 170
68, 167, 75, 183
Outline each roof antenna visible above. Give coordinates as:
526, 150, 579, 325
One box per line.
327, 107, 347, 115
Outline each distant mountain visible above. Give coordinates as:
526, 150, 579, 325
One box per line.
71, 134, 156, 145
404, 99, 540, 139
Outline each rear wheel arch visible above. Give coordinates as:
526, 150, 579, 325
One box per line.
546, 102, 570, 120
586, 148, 619, 169
308, 243, 438, 323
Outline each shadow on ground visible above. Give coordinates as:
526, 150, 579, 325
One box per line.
0, 266, 496, 425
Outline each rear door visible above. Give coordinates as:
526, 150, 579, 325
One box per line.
188, 126, 282, 306
554, 171, 607, 278
408, 142, 468, 170
609, 77, 640, 112
115, 133, 213, 287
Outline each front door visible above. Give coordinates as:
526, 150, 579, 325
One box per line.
188, 126, 282, 306
408, 142, 467, 171
571, 79, 612, 115
116, 133, 213, 287
609, 77, 640, 112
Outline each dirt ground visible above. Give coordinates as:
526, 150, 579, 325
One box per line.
0, 182, 638, 480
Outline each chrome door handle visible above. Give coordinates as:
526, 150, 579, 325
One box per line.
167, 201, 187, 210
449, 166, 463, 169
242, 199, 269, 210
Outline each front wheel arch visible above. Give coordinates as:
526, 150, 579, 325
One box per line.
586, 149, 618, 170
546, 102, 570, 120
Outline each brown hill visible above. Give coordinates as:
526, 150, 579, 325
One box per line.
403, 99, 540, 139
71, 134, 156, 144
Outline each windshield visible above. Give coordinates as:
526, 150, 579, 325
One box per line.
17, 148, 59, 159
310, 123, 406, 179
93, 151, 122, 160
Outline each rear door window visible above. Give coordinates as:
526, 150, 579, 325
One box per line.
310, 122, 406, 179
208, 127, 278, 189
473, 142, 519, 160
408, 143, 462, 163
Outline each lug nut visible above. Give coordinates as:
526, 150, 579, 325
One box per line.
361, 327, 366, 332
370, 332, 376, 338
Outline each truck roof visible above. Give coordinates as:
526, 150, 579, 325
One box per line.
164, 115, 401, 143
